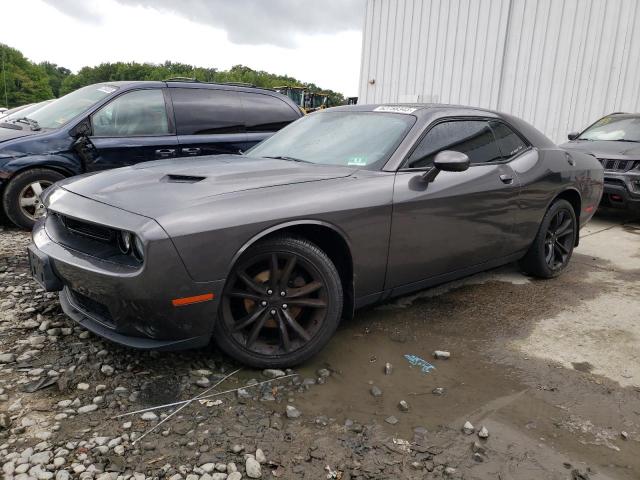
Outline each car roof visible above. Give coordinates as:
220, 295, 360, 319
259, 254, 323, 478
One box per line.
99, 80, 281, 96
325, 103, 556, 148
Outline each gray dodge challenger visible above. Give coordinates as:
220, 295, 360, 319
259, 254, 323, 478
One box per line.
28, 104, 604, 367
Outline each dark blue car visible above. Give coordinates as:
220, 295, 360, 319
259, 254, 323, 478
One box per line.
0, 80, 302, 228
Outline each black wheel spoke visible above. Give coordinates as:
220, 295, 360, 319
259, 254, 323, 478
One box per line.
229, 290, 263, 301
555, 240, 569, 254
556, 219, 573, 237
281, 309, 311, 341
246, 310, 270, 348
238, 271, 265, 294
280, 256, 297, 287
232, 306, 267, 332
288, 281, 322, 298
287, 298, 327, 308
269, 253, 279, 290
276, 311, 292, 352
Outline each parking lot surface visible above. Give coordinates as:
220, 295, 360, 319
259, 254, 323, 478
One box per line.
1, 209, 639, 479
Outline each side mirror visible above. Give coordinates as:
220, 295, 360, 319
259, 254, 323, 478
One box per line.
420, 150, 470, 182
433, 150, 470, 172
567, 131, 580, 141
70, 119, 91, 138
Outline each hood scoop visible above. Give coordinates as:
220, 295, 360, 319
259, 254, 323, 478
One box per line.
161, 174, 207, 184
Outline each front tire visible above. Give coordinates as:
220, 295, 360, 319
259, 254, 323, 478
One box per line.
2, 168, 65, 230
214, 236, 343, 368
519, 199, 577, 278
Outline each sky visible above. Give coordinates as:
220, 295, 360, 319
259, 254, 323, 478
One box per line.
1, 0, 365, 96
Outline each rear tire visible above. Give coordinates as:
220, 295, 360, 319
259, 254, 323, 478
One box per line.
519, 199, 577, 278
2, 168, 65, 230
214, 236, 343, 368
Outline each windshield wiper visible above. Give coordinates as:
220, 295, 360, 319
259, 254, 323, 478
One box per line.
613, 139, 640, 143
15, 117, 41, 131
263, 155, 312, 164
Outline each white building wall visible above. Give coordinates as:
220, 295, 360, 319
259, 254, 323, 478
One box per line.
359, 0, 640, 143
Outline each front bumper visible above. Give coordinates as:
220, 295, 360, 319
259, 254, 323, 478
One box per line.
30, 191, 225, 351
601, 170, 640, 210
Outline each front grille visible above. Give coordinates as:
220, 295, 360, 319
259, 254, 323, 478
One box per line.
57, 214, 116, 243
597, 158, 639, 172
68, 289, 115, 328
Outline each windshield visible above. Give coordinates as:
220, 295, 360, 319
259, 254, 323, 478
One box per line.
26, 84, 118, 129
2, 100, 54, 122
579, 115, 640, 142
246, 111, 415, 168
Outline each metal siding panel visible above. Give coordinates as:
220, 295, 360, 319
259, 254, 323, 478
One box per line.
358, 0, 639, 142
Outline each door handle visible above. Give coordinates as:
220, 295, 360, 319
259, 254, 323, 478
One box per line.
565, 152, 575, 166
155, 149, 176, 158
499, 174, 514, 184
181, 147, 201, 156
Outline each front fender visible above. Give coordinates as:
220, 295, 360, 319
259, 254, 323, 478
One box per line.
0, 153, 82, 182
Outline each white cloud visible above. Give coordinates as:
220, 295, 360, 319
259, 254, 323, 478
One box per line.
1, 0, 363, 96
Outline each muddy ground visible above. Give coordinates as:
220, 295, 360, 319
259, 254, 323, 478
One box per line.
1, 209, 639, 480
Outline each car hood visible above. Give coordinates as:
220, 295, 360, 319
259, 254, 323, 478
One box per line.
58, 155, 357, 218
560, 140, 640, 159
0, 124, 40, 144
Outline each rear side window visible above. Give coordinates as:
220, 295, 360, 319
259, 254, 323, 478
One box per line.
238, 92, 300, 132
490, 121, 528, 160
171, 88, 244, 135
406, 120, 502, 168
91, 89, 169, 137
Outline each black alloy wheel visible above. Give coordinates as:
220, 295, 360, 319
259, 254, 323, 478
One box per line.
544, 208, 575, 270
519, 198, 577, 278
215, 236, 343, 367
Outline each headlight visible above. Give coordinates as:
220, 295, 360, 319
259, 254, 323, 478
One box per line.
118, 231, 132, 254
133, 235, 144, 262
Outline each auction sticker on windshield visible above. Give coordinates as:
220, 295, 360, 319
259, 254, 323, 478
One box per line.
347, 156, 367, 166
374, 106, 418, 114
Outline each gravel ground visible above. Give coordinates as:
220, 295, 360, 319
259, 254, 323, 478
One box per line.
1, 210, 639, 480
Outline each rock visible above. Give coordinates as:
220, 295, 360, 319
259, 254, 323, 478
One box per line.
56, 471, 71, 480
478, 425, 489, 438
316, 368, 331, 378
370, 386, 383, 397
472, 441, 486, 454
211, 474, 228, 480
0, 413, 11, 429
385, 416, 399, 425
398, 400, 410, 412
196, 377, 210, 388
100, 365, 114, 376
473, 452, 484, 462
29, 451, 52, 465
432, 387, 445, 395
227, 473, 242, 480
433, 350, 451, 359
463, 421, 474, 435
245, 457, 261, 478
200, 463, 216, 473
621, 431, 629, 440
285, 405, 301, 419
263, 369, 286, 378
141, 412, 158, 421
384, 362, 393, 375
444, 467, 457, 476
77, 383, 90, 391
255, 448, 266, 464
185, 475, 199, 480
77, 404, 98, 414
231, 444, 245, 454
0, 353, 16, 363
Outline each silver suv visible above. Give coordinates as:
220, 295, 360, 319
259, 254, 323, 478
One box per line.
561, 113, 640, 211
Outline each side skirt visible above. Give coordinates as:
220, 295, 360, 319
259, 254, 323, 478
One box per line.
353, 250, 527, 310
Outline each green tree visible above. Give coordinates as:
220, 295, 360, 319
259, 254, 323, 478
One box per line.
0, 44, 53, 108
39, 62, 71, 97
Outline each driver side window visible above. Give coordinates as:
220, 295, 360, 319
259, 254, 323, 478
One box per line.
91, 89, 169, 137
406, 120, 502, 168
